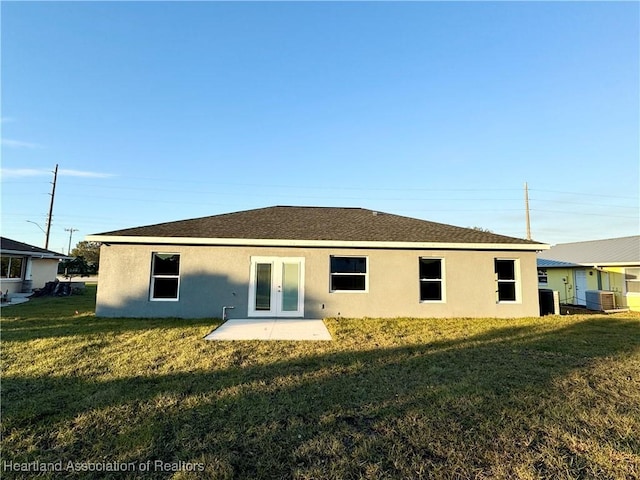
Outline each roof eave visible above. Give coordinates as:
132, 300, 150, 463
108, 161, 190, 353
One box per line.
86, 234, 548, 251
577, 261, 639, 267
538, 260, 639, 268
0, 248, 67, 259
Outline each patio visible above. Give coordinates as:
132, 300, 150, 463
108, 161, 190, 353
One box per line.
204, 318, 332, 341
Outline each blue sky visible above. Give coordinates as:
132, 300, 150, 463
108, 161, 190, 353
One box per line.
2, 1, 638, 253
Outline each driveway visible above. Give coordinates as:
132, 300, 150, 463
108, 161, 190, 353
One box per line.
204, 318, 332, 341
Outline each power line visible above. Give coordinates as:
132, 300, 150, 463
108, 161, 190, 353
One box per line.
6, 173, 637, 199
530, 188, 637, 200
530, 209, 638, 219
529, 198, 638, 209
44, 177, 525, 192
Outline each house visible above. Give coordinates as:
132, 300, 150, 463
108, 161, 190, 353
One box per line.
0, 237, 66, 295
537, 235, 640, 311
87, 206, 549, 319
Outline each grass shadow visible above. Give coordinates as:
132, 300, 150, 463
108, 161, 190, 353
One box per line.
2, 315, 639, 479
1, 285, 220, 341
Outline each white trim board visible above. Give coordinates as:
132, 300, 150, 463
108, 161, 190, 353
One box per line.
87, 235, 549, 251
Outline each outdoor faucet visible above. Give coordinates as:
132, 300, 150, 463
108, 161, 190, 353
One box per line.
222, 306, 235, 321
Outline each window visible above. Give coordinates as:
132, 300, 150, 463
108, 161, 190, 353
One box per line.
495, 259, 518, 302
538, 268, 548, 284
419, 258, 444, 302
1, 256, 24, 279
330, 256, 367, 291
150, 253, 180, 300
625, 268, 640, 294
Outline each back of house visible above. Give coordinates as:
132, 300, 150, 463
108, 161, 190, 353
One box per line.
88, 206, 549, 319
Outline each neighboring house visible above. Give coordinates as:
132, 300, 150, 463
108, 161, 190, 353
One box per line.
0, 237, 66, 295
87, 206, 549, 319
537, 235, 640, 311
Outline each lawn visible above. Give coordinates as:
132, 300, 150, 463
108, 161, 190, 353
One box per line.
1, 286, 639, 479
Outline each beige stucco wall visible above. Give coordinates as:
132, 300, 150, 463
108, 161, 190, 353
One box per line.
31, 258, 61, 289
0, 278, 23, 295
96, 244, 541, 319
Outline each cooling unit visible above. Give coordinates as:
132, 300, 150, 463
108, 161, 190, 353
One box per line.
585, 290, 615, 311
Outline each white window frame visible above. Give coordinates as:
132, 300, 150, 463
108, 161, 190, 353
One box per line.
538, 268, 548, 285
329, 256, 368, 293
150, 252, 181, 302
419, 257, 446, 303
624, 267, 640, 296
0, 255, 25, 280
495, 258, 521, 303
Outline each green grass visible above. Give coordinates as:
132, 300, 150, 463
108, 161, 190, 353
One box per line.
2, 286, 639, 479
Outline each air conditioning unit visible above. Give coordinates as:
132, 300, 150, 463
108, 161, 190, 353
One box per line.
585, 290, 615, 311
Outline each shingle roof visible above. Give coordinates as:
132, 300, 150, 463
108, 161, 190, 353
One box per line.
537, 235, 640, 265
94, 206, 543, 246
0, 237, 65, 257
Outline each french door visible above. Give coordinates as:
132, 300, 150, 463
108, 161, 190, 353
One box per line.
248, 257, 305, 317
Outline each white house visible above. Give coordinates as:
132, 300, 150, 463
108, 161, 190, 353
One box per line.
1, 237, 66, 295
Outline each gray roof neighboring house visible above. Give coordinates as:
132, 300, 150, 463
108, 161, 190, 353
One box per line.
0, 237, 66, 258
537, 235, 640, 267
89, 206, 547, 249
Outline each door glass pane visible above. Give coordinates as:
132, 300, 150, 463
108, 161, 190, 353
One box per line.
282, 262, 299, 311
255, 263, 272, 311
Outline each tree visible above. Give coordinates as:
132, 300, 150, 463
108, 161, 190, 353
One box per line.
59, 256, 96, 278
470, 226, 494, 233
70, 241, 101, 270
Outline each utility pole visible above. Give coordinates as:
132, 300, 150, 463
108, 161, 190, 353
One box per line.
44, 164, 58, 249
524, 181, 531, 241
65, 228, 79, 255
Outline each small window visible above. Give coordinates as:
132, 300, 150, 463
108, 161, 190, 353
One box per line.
538, 268, 548, 284
625, 268, 640, 294
495, 259, 518, 302
1, 256, 24, 279
330, 256, 367, 291
419, 258, 444, 302
150, 253, 180, 300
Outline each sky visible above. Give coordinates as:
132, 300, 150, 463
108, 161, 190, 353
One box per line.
2, 1, 638, 253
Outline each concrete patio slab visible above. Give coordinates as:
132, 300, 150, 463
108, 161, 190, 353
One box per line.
204, 318, 332, 341
0, 293, 32, 308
